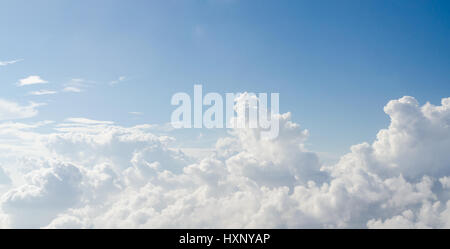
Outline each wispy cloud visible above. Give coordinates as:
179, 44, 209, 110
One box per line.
129, 111, 143, 116
0, 59, 23, 66
62, 86, 82, 93
17, 76, 48, 86
0, 99, 44, 121
109, 76, 127, 86
62, 78, 94, 93
64, 117, 114, 125
28, 90, 58, 96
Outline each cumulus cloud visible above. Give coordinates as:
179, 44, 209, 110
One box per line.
1, 162, 83, 228
17, 76, 48, 86
0, 95, 450, 228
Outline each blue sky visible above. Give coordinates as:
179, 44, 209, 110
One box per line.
1, 0, 449, 155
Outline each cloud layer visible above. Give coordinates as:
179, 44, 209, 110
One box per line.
0, 96, 450, 228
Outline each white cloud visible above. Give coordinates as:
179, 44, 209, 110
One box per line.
0, 167, 11, 186
1, 162, 84, 228
28, 90, 58, 96
64, 118, 114, 125
0, 59, 22, 66
62, 87, 82, 93
62, 79, 93, 93
440, 177, 450, 189
0, 99, 43, 121
0, 96, 449, 228
109, 76, 126, 86
44, 215, 89, 229
17, 76, 48, 86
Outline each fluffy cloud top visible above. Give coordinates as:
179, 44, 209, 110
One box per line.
0, 96, 450, 228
